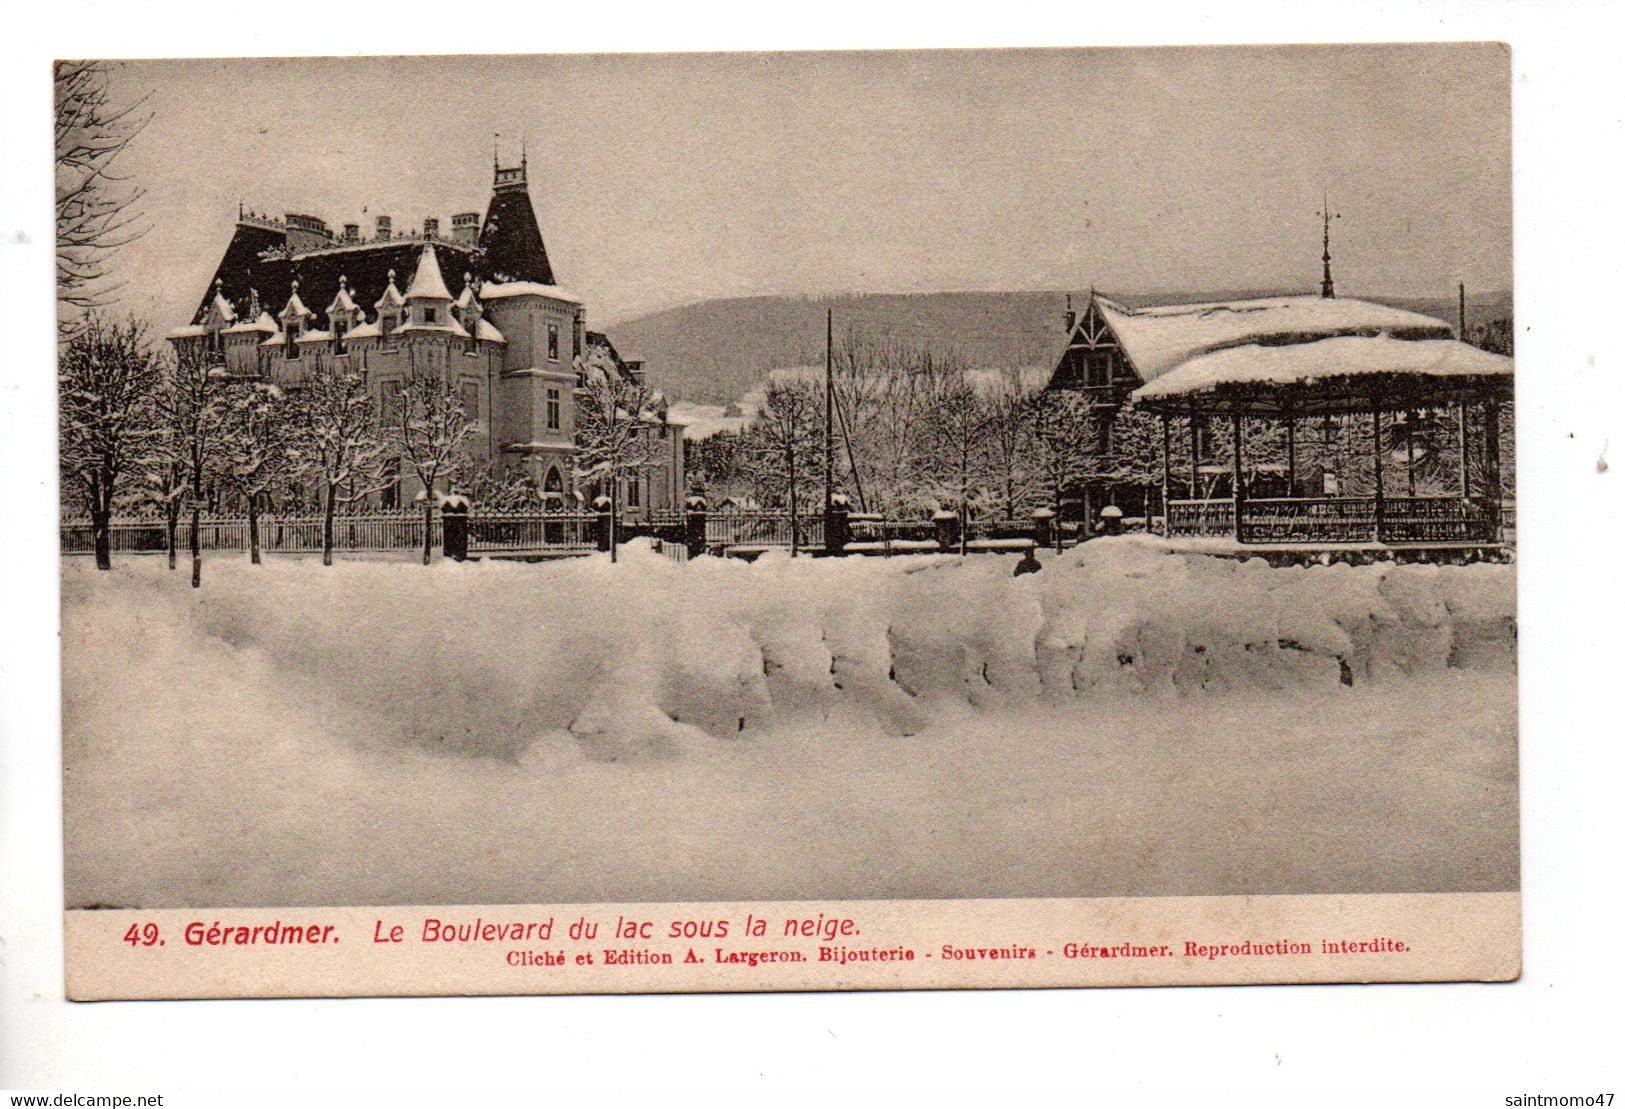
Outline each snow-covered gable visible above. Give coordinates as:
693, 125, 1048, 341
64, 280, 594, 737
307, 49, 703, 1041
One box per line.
1134, 335, 1512, 402
374, 270, 406, 311
480, 280, 583, 305
166, 324, 207, 339
279, 284, 313, 323
1094, 294, 1453, 385
475, 318, 505, 343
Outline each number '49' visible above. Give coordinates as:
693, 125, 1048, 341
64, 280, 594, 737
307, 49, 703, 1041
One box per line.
123, 922, 161, 947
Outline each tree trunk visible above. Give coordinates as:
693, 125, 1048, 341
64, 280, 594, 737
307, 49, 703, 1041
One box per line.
787, 438, 798, 558
165, 502, 179, 571
189, 481, 203, 589
323, 483, 337, 567
609, 480, 619, 564
422, 498, 433, 566
248, 496, 261, 565
90, 487, 112, 571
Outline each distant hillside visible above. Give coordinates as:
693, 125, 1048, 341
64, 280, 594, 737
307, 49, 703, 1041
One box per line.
607, 289, 1512, 404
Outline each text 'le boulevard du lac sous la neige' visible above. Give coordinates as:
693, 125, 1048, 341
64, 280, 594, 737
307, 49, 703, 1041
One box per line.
163, 913, 1413, 967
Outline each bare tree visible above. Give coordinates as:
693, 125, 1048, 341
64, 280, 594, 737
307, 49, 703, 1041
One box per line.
153, 344, 228, 587
292, 360, 391, 566
982, 367, 1039, 520
1030, 389, 1096, 538
918, 360, 992, 555
58, 315, 162, 570
218, 381, 295, 565
752, 376, 826, 554
572, 344, 664, 562
393, 373, 477, 565
55, 61, 150, 337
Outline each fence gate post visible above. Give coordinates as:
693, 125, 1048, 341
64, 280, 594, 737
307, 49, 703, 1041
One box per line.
1031, 506, 1055, 551
933, 508, 959, 553
684, 494, 708, 559
593, 495, 614, 553
441, 498, 470, 561
825, 493, 850, 556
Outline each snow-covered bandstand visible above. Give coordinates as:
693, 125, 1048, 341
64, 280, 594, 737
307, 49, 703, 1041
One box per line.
1121, 296, 1514, 558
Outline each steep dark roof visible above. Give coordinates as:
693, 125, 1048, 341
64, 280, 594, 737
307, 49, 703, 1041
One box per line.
480, 185, 556, 285
195, 176, 557, 323
197, 228, 483, 325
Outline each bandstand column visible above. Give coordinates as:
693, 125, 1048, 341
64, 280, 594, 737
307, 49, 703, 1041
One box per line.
1285, 412, 1297, 496
1230, 413, 1245, 542
1458, 402, 1471, 497
1160, 413, 1172, 535
1372, 409, 1385, 542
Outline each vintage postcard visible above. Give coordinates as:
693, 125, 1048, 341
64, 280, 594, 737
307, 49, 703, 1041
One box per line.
57, 44, 1516, 999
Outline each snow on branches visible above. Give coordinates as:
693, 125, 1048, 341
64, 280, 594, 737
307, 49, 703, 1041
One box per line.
58, 314, 163, 569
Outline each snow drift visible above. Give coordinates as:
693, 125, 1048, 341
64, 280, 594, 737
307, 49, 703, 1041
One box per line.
60, 540, 1517, 907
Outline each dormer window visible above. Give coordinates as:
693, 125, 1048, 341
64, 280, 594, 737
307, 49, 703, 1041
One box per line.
284, 323, 299, 359
423, 307, 437, 324
334, 319, 348, 355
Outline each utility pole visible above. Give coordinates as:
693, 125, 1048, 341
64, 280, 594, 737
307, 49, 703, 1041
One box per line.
824, 306, 834, 520
1459, 281, 1467, 338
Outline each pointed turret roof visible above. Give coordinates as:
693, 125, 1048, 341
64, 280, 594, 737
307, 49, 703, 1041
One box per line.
375, 268, 405, 310
404, 244, 453, 302
279, 281, 311, 321
480, 163, 557, 284
328, 275, 359, 316
208, 279, 237, 323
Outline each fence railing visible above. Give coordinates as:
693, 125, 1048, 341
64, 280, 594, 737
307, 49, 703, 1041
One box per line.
1166, 499, 1236, 538
1168, 496, 1505, 545
467, 511, 597, 554
62, 512, 440, 555
706, 510, 825, 551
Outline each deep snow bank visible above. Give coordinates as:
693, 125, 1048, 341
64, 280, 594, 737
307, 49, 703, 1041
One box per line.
61, 538, 1515, 762
60, 543, 1517, 907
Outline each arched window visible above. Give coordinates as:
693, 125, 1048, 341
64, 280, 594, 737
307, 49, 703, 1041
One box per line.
543, 466, 565, 504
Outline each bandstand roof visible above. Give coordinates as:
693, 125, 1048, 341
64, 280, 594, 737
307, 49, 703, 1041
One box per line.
1131, 333, 1514, 416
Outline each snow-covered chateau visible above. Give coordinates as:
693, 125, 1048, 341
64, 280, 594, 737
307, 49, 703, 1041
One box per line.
165, 154, 685, 513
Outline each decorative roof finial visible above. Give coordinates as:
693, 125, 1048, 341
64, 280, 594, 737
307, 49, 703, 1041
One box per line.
1318, 187, 1341, 299
387, 268, 396, 285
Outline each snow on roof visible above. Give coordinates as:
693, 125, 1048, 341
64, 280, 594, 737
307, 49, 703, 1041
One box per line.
375, 272, 405, 309
1096, 294, 1454, 384
1133, 335, 1513, 402
165, 324, 207, 339
210, 291, 237, 323
347, 320, 383, 340
404, 244, 453, 302
475, 318, 505, 343
479, 280, 583, 305
295, 328, 334, 344
280, 288, 312, 319
328, 279, 359, 315
454, 279, 479, 309
224, 311, 280, 335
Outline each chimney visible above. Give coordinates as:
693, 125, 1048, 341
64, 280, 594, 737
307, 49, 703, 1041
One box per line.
283, 213, 331, 253
451, 212, 480, 245
343, 223, 360, 243
423, 217, 440, 239
376, 215, 392, 241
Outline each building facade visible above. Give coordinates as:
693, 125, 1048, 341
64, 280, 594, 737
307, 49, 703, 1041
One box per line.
167, 156, 684, 513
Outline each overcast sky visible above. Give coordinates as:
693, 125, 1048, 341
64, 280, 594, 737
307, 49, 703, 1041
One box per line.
109, 44, 1510, 329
